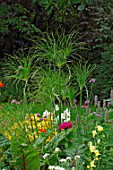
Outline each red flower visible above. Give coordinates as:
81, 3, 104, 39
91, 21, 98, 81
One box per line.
39, 129, 47, 133
0, 81, 5, 88
58, 122, 72, 130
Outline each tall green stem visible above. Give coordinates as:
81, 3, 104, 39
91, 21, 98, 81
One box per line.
80, 87, 82, 107
23, 80, 28, 104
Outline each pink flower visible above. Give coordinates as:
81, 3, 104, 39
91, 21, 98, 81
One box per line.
84, 100, 90, 105
58, 122, 72, 130
81, 105, 87, 108
89, 78, 95, 83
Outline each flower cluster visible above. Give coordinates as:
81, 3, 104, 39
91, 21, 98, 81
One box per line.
87, 125, 104, 170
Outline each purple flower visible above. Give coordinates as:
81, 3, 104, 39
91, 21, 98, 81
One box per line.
58, 122, 72, 130
74, 99, 77, 103
93, 112, 101, 117
11, 99, 20, 104
95, 114, 101, 117
107, 102, 111, 107
40, 118, 44, 121
15, 101, 20, 104
36, 113, 41, 117
84, 100, 90, 104
0, 106, 3, 109
81, 105, 87, 108
11, 99, 17, 104
18, 66, 23, 69
89, 78, 95, 83
29, 118, 32, 121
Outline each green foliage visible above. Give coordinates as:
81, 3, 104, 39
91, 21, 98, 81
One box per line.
0, 3, 41, 33
10, 136, 40, 170
94, 43, 113, 100
72, 62, 96, 105
1, 49, 39, 101
32, 0, 94, 14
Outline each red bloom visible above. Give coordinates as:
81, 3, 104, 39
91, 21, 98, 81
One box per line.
39, 129, 47, 133
0, 81, 5, 88
58, 122, 72, 130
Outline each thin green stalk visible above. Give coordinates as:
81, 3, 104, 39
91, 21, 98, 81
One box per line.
80, 87, 82, 107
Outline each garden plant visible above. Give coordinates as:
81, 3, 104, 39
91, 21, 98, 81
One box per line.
0, 30, 113, 170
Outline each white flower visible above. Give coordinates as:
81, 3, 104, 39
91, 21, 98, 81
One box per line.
55, 105, 59, 111
72, 167, 75, 170
59, 158, 66, 163
64, 108, 71, 121
43, 153, 50, 159
48, 165, 55, 170
54, 166, 65, 170
54, 147, 61, 153
74, 155, 80, 159
61, 113, 66, 120
66, 157, 71, 161
43, 110, 50, 118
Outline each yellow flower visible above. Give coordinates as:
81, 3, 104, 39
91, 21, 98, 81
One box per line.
88, 141, 92, 146
90, 160, 96, 168
89, 145, 96, 153
96, 125, 103, 132
92, 130, 97, 137
94, 150, 100, 157
28, 134, 34, 141
95, 157, 99, 160
87, 165, 90, 169
97, 139, 101, 144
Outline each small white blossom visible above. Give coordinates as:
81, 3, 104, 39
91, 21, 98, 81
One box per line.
43, 110, 50, 118
55, 105, 59, 111
74, 155, 80, 159
54, 147, 61, 153
59, 158, 66, 163
66, 157, 71, 161
48, 165, 55, 170
43, 153, 50, 159
54, 166, 65, 170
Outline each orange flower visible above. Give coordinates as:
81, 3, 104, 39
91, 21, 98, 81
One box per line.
10, 117, 14, 121
0, 81, 5, 88
39, 129, 47, 133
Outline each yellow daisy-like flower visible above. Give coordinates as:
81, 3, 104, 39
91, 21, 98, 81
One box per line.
96, 125, 103, 132
92, 130, 97, 137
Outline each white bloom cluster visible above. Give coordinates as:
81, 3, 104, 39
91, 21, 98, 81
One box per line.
48, 166, 65, 170
54, 108, 71, 123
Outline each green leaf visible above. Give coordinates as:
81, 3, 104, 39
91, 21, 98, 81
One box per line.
77, 4, 86, 11
25, 146, 40, 170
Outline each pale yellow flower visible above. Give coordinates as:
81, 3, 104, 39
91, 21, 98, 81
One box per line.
90, 160, 96, 168
96, 125, 103, 132
94, 150, 100, 157
88, 141, 92, 146
89, 145, 96, 153
92, 130, 97, 137
97, 139, 101, 144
